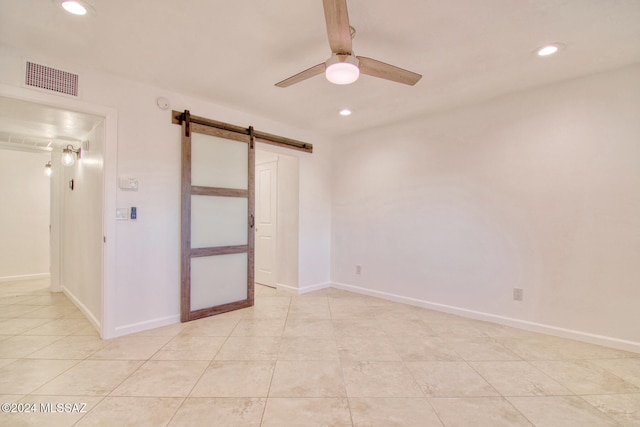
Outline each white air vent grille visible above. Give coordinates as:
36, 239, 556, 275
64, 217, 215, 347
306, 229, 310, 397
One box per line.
25, 61, 79, 96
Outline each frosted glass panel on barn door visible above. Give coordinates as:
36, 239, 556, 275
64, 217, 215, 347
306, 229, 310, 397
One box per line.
180, 114, 255, 322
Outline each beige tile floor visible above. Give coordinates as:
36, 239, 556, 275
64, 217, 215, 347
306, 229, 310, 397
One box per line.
0, 278, 639, 426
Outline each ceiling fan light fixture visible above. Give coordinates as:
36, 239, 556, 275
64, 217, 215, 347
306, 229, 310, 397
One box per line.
273, 0, 421, 88
325, 55, 360, 85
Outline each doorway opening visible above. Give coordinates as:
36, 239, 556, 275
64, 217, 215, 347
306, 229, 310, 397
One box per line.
0, 95, 106, 334
254, 148, 300, 292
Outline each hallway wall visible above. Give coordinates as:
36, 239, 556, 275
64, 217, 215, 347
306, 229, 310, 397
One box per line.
61, 123, 104, 326
0, 148, 50, 281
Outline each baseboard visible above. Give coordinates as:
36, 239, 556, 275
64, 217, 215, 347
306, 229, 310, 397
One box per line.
275, 282, 331, 295
275, 283, 298, 293
297, 282, 331, 295
112, 314, 181, 339
331, 281, 640, 354
61, 285, 101, 333
0, 273, 50, 283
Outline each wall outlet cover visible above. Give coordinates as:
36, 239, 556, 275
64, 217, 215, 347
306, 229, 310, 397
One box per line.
513, 288, 523, 301
119, 177, 138, 191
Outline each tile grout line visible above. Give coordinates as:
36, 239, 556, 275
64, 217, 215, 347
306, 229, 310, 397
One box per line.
330, 292, 356, 427
258, 289, 292, 426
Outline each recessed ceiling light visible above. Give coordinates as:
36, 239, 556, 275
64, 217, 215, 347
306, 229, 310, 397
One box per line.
339, 109, 352, 116
536, 43, 564, 57
58, 0, 94, 16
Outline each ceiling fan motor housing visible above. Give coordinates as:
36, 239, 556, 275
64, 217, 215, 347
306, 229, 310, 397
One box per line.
325, 54, 360, 84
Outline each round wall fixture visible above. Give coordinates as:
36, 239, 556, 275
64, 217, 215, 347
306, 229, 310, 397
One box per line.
156, 97, 170, 110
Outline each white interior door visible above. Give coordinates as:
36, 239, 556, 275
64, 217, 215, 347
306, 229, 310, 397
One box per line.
255, 160, 277, 287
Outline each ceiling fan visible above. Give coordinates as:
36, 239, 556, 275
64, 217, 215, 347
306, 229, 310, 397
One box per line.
275, 0, 422, 88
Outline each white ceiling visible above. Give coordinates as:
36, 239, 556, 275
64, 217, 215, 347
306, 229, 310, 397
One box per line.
0, 0, 639, 139
0, 96, 102, 151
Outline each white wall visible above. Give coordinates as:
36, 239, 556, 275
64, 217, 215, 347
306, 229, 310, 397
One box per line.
0, 148, 51, 280
102, 83, 330, 337
94, 72, 330, 336
0, 44, 333, 337
109, 91, 330, 336
331, 64, 640, 351
61, 124, 104, 327
49, 151, 63, 292
298, 138, 333, 292
276, 153, 300, 289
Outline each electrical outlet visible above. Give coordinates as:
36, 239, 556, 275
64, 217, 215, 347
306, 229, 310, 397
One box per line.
119, 177, 139, 191
355, 265, 361, 275
513, 288, 523, 301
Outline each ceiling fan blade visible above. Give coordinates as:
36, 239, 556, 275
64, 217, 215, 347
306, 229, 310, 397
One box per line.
323, 0, 352, 54
275, 63, 326, 88
357, 56, 422, 86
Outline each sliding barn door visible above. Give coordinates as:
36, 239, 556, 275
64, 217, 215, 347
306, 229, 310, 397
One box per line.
180, 112, 255, 322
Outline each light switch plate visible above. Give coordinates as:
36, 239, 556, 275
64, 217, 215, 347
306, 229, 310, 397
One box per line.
116, 208, 129, 220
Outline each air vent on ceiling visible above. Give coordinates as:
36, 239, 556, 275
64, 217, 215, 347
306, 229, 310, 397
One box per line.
25, 61, 79, 97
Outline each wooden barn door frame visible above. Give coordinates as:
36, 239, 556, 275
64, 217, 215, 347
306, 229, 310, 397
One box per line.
173, 110, 312, 322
